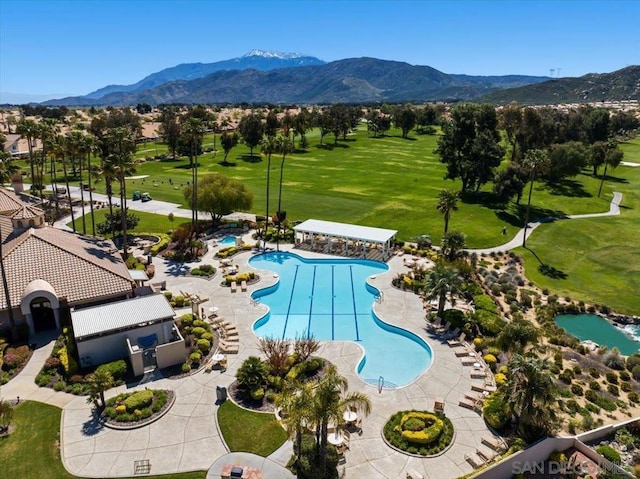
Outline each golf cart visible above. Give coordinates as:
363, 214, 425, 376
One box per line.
132, 190, 141, 201
141, 192, 152, 202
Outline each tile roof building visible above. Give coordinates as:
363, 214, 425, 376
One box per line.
0, 187, 134, 336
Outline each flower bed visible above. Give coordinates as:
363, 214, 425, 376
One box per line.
383, 410, 454, 456
0, 342, 32, 385
103, 389, 173, 427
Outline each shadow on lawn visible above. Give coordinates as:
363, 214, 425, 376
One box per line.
542, 178, 591, 198
525, 247, 568, 280
239, 154, 261, 163
495, 204, 568, 228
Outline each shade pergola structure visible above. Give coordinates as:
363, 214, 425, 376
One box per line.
293, 219, 397, 261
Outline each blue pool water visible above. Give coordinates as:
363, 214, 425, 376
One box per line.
249, 252, 433, 388
219, 236, 238, 246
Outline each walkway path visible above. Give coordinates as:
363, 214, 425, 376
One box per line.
468, 191, 622, 254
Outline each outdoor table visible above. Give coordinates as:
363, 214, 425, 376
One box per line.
328, 431, 344, 446
212, 353, 225, 363
343, 410, 357, 424
208, 306, 219, 317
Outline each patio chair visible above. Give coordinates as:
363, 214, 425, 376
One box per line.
455, 347, 474, 357
241, 280, 247, 292
471, 383, 497, 394
464, 453, 485, 469
443, 327, 460, 340
447, 332, 466, 347
427, 316, 442, 332
459, 397, 480, 411
230, 281, 237, 293
481, 435, 506, 452
470, 369, 487, 379
461, 357, 477, 365
477, 447, 497, 463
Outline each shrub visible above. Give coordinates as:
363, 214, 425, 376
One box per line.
123, 390, 154, 412
605, 372, 618, 384
96, 359, 128, 381
596, 445, 621, 463
473, 294, 499, 314
484, 354, 497, 365
189, 351, 202, 363
69, 374, 85, 384
201, 332, 214, 343
482, 393, 510, 430
604, 348, 625, 370
57, 346, 78, 376
250, 388, 265, 401
35, 373, 52, 386
53, 381, 65, 391
619, 370, 630, 381
626, 355, 640, 371
633, 365, 640, 381
589, 380, 601, 391
494, 373, 507, 387
174, 295, 185, 307
571, 384, 584, 396
628, 392, 639, 403
180, 313, 194, 327
590, 368, 601, 378
196, 339, 211, 353
620, 382, 632, 392
607, 384, 619, 396
181, 363, 191, 373
44, 357, 61, 371
150, 234, 170, 255
473, 338, 484, 350
191, 327, 206, 338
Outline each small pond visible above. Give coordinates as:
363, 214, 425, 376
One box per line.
555, 313, 640, 356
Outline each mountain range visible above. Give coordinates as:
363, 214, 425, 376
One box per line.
39, 50, 639, 106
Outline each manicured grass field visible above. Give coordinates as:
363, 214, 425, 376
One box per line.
516, 137, 640, 314
0, 401, 206, 479
217, 400, 287, 456
67, 208, 190, 235
92, 126, 627, 248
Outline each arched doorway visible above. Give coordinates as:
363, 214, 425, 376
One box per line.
30, 297, 57, 332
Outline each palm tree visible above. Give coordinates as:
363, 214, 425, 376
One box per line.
16, 118, 39, 192
521, 149, 548, 247
235, 356, 269, 393
275, 381, 315, 467
275, 135, 294, 251
311, 365, 371, 475
67, 130, 88, 234
53, 135, 76, 233
82, 134, 98, 236
425, 262, 463, 318
440, 231, 467, 262
436, 189, 460, 234
597, 141, 624, 197
96, 156, 118, 241
106, 127, 136, 259
504, 354, 557, 442
181, 117, 205, 246
260, 136, 277, 250
86, 369, 114, 408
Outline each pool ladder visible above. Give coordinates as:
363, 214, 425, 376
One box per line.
250, 298, 261, 307
376, 292, 384, 303
378, 376, 384, 393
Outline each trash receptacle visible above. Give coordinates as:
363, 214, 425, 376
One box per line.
216, 385, 227, 402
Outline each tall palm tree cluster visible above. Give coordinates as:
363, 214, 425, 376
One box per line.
275, 365, 371, 478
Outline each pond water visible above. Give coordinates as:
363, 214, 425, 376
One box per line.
555, 313, 640, 355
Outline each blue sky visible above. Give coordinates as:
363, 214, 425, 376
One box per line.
1, 0, 638, 100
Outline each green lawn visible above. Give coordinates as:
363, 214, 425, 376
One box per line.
67, 208, 190, 235
217, 400, 287, 456
0, 401, 206, 479
516, 137, 640, 314
75, 126, 629, 248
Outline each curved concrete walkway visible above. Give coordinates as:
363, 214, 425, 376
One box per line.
468, 191, 622, 254
206, 452, 294, 479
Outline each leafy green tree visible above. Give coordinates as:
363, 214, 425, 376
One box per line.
393, 105, 416, 139
86, 369, 114, 408
545, 141, 587, 182
0, 133, 19, 184
425, 262, 463, 318
294, 108, 312, 149
436, 103, 505, 194
184, 174, 253, 228
220, 132, 239, 164
366, 110, 391, 138
159, 109, 181, 159
238, 113, 264, 158
505, 354, 558, 442
327, 104, 349, 145
493, 162, 528, 206
499, 103, 523, 161
436, 189, 460, 234
96, 209, 140, 237
582, 107, 610, 145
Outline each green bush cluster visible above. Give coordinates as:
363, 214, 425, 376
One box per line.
215, 246, 238, 258
383, 410, 454, 456
596, 445, 621, 463
104, 389, 169, 423
150, 234, 170, 255
482, 393, 510, 429
124, 390, 154, 412
96, 359, 128, 381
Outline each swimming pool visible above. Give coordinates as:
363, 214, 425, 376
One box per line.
219, 236, 238, 246
555, 314, 640, 355
249, 252, 433, 388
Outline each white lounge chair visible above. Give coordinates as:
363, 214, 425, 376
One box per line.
447, 332, 466, 347
230, 281, 237, 293
241, 280, 247, 292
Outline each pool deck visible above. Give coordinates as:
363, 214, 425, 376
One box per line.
5, 236, 493, 479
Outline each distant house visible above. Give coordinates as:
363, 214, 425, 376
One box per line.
2, 134, 42, 157
0, 187, 185, 374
